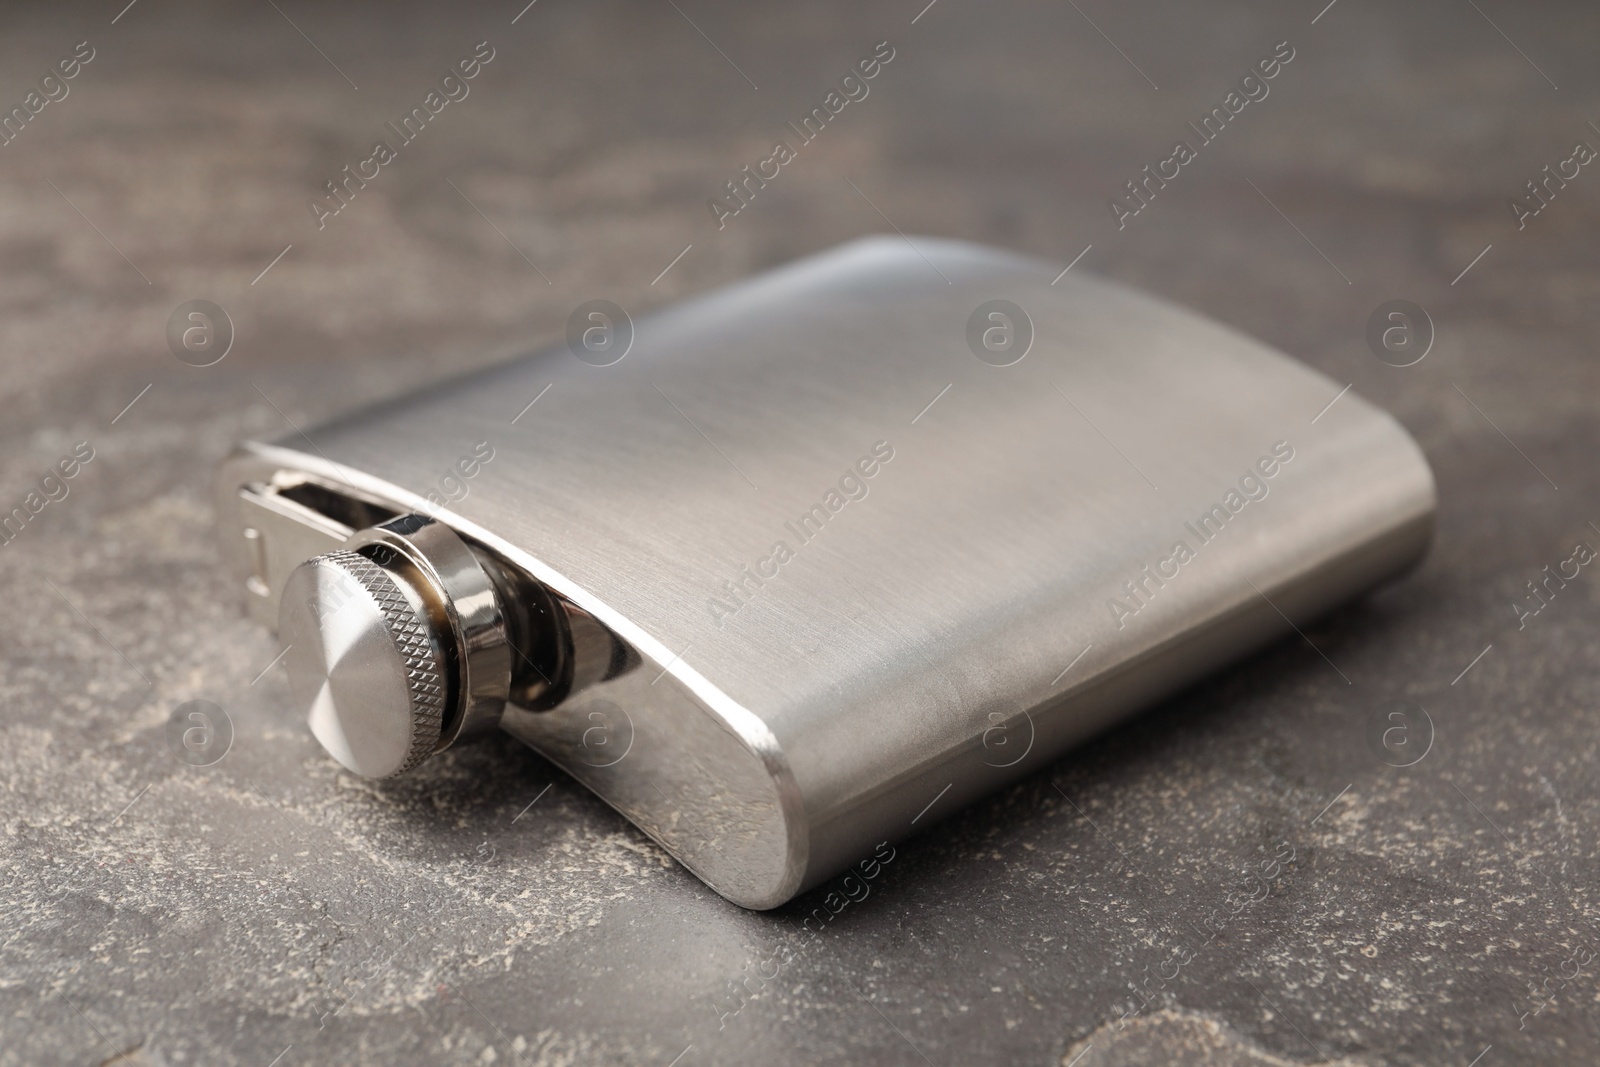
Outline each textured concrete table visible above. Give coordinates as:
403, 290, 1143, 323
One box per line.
3, 0, 1598, 1063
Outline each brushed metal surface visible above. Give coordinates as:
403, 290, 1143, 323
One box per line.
216, 236, 1435, 908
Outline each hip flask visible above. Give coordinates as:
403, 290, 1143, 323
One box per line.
216, 237, 1435, 909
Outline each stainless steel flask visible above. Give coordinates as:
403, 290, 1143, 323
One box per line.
216, 237, 1435, 909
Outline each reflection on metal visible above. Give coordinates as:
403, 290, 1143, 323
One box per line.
217, 237, 1436, 909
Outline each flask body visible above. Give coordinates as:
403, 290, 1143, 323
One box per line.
217, 237, 1434, 908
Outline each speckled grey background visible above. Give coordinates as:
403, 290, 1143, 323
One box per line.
2, 0, 1598, 1064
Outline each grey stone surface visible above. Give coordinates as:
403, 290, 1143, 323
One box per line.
2, 0, 1598, 1063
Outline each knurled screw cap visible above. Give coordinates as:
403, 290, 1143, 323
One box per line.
278, 549, 448, 778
